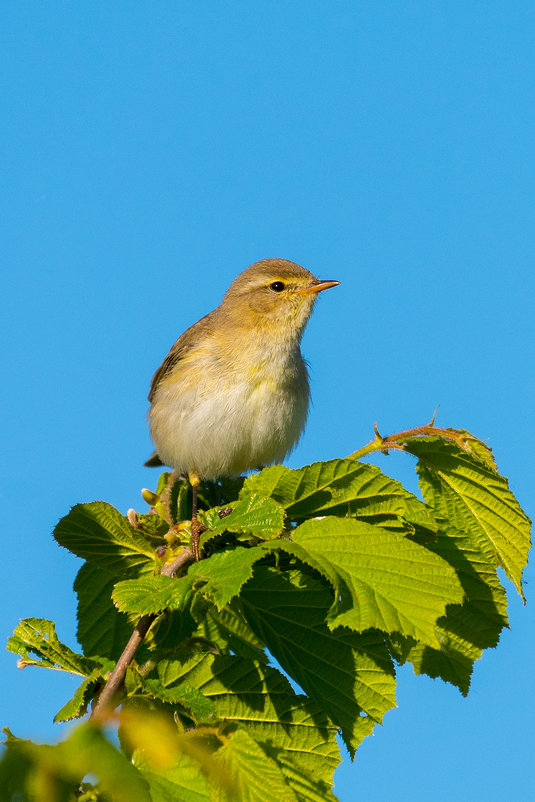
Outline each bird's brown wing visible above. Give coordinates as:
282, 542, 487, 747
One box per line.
148, 341, 185, 402
147, 310, 216, 402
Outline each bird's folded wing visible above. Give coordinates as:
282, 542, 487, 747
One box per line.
147, 310, 216, 402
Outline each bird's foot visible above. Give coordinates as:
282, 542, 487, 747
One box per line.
191, 518, 205, 562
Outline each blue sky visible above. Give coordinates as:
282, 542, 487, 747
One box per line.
1, 2, 534, 799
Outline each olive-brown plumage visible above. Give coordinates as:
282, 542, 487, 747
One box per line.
146, 258, 339, 480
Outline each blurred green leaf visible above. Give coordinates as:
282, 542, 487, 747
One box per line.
134, 749, 211, 802
0, 724, 151, 802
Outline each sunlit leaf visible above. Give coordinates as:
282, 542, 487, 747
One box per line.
406, 437, 531, 598
213, 728, 298, 801
188, 546, 267, 609
157, 653, 340, 785
242, 459, 437, 535
112, 575, 194, 616
7, 619, 102, 676
200, 495, 284, 545
54, 502, 156, 575
267, 517, 464, 648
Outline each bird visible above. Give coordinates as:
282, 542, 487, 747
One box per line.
145, 258, 339, 559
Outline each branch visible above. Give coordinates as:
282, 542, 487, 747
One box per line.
349, 423, 474, 460
91, 546, 194, 720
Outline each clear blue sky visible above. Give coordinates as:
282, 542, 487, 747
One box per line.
2, 3, 534, 799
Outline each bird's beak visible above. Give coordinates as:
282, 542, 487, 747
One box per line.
295, 279, 340, 295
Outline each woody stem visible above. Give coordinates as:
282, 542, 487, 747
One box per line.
90, 547, 194, 720
191, 480, 201, 562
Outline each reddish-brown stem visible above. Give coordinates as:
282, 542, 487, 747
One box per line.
191, 481, 201, 561
91, 546, 194, 720
349, 424, 469, 461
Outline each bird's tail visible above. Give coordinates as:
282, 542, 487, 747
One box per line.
144, 451, 165, 468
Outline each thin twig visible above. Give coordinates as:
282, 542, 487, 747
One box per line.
160, 548, 194, 577
91, 546, 194, 719
348, 424, 469, 461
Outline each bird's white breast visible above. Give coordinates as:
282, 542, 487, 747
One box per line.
149, 341, 309, 479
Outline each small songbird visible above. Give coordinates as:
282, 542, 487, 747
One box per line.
145, 258, 339, 558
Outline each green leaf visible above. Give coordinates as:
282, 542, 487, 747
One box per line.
54, 671, 104, 722
121, 704, 236, 798
75, 562, 136, 661
112, 575, 195, 615
448, 428, 498, 470
54, 502, 156, 575
213, 729, 299, 802
134, 512, 170, 544
67, 724, 152, 801
188, 546, 267, 609
241, 459, 437, 533
0, 724, 151, 802
134, 749, 211, 802
193, 598, 268, 662
144, 607, 199, 655
196, 475, 247, 510
0, 729, 77, 802
139, 677, 216, 721
240, 567, 396, 756
157, 653, 340, 785
269, 517, 464, 648
430, 525, 509, 646
150, 473, 246, 524
200, 495, 285, 545
269, 750, 339, 802
393, 525, 509, 694
406, 437, 531, 598
7, 618, 102, 676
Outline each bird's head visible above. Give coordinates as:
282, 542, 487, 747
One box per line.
220, 258, 339, 343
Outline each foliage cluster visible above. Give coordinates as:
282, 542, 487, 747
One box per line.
2, 426, 530, 801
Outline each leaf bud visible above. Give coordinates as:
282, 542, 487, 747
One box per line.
127, 508, 141, 528
141, 488, 159, 507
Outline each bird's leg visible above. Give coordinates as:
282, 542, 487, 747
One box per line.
189, 472, 201, 562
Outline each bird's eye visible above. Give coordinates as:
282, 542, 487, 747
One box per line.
270, 281, 285, 292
